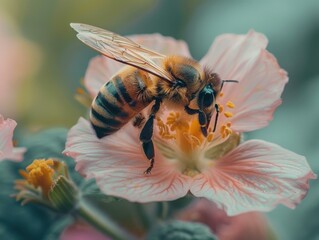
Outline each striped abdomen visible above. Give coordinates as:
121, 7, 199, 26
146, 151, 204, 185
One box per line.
90, 68, 155, 138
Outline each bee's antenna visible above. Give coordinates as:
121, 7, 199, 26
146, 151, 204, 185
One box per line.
220, 80, 239, 91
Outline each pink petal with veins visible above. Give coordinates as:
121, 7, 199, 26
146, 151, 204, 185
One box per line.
64, 118, 191, 202
201, 30, 288, 132
190, 140, 316, 216
0, 115, 26, 161
84, 34, 191, 97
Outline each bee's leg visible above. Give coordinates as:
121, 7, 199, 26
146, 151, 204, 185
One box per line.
140, 99, 161, 174
185, 106, 207, 137
212, 104, 220, 132
184, 105, 198, 115
198, 110, 208, 137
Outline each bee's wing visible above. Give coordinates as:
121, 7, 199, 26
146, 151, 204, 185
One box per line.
70, 23, 173, 82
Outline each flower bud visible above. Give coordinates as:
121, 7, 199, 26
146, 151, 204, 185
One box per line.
49, 176, 79, 212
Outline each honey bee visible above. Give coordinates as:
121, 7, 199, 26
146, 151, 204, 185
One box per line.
71, 23, 237, 174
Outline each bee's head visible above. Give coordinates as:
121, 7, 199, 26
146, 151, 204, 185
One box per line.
195, 71, 221, 109
164, 56, 205, 103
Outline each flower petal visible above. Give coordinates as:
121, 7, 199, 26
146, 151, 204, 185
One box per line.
84, 34, 191, 96
201, 31, 288, 132
190, 140, 316, 216
64, 118, 191, 202
0, 115, 26, 162
83, 56, 123, 97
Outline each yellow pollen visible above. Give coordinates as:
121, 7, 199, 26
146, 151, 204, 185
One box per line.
22, 159, 55, 197
220, 123, 233, 138
219, 92, 224, 97
226, 101, 235, 108
166, 112, 189, 132
159, 111, 205, 153
156, 117, 175, 140
224, 112, 233, 118
217, 104, 224, 113
207, 132, 214, 142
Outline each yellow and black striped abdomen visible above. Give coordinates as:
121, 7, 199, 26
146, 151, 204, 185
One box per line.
90, 68, 155, 138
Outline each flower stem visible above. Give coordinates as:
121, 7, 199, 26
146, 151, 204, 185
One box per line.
77, 198, 135, 240
135, 203, 152, 230
157, 202, 169, 220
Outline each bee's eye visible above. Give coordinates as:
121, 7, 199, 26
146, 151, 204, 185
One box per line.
198, 85, 215, 108
203, 93, 214, 107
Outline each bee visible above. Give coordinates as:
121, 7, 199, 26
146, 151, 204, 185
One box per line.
71, 23, 237, 174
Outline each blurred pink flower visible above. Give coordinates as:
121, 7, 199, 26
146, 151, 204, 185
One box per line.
0, 14, 38, 116
177, 199, 269, 240
0, 114, 25, 162
60, 221, 110, 240
64, 31, 315, 215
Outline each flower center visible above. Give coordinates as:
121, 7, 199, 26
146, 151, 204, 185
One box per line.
156, 98, 238, 177
19, 159, 55, 197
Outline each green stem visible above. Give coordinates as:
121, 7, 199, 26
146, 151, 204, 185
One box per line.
158, 202, 169, 220
77, 198, 135, 240
135, 203, 152, 230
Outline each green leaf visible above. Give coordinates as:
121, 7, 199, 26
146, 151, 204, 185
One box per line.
147, 220, 217, 240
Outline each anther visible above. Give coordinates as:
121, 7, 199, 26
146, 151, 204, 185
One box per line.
226, 101, 235, 108
207, 132, 214, 142
224, 112, 233, 118
218, 104, 224, 113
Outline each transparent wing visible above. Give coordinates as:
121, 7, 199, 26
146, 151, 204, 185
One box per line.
70, 23, 173, 82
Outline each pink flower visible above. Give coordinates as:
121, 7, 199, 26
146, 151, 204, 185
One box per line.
177, 199, 269, 240
64, 31, 316, 215
0, 114, 25, 162
60, 221, 110, 240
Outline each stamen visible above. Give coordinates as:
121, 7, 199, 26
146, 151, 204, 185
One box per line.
207, 132, 214, 142
166, 112, 189, 132
217, 104, 224, 113
220, 123, 233, 138
226, 101, 235, 108
224, 112, 233, 118
156, 117, 175, 140
23, 159, 55, 197
183, 133, 201, 150
219, 92, 224, 97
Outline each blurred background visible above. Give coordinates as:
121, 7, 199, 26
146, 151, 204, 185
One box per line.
0, 0, 318, 239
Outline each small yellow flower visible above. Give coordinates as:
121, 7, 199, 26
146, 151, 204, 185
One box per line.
19, 159, 55, 197
15, 158, 78, 212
